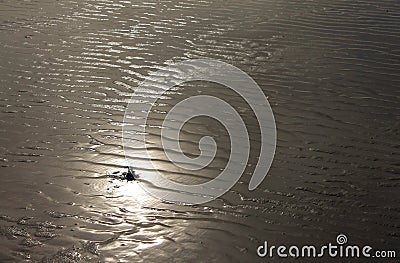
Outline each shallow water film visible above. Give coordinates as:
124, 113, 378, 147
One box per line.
0, 0, 399, 262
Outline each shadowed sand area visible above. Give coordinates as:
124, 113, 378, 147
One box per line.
0, 0, 399, 262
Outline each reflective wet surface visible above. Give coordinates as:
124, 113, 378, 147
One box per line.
0, 0, 399, 262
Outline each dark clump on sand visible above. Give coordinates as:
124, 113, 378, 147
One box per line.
110, 168, 138, 181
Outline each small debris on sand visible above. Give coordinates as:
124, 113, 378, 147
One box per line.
108, 167, 138, 181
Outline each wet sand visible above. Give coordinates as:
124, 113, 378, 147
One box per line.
0, 0, 399, 262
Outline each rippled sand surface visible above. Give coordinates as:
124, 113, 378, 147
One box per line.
0, 0, 399, 262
